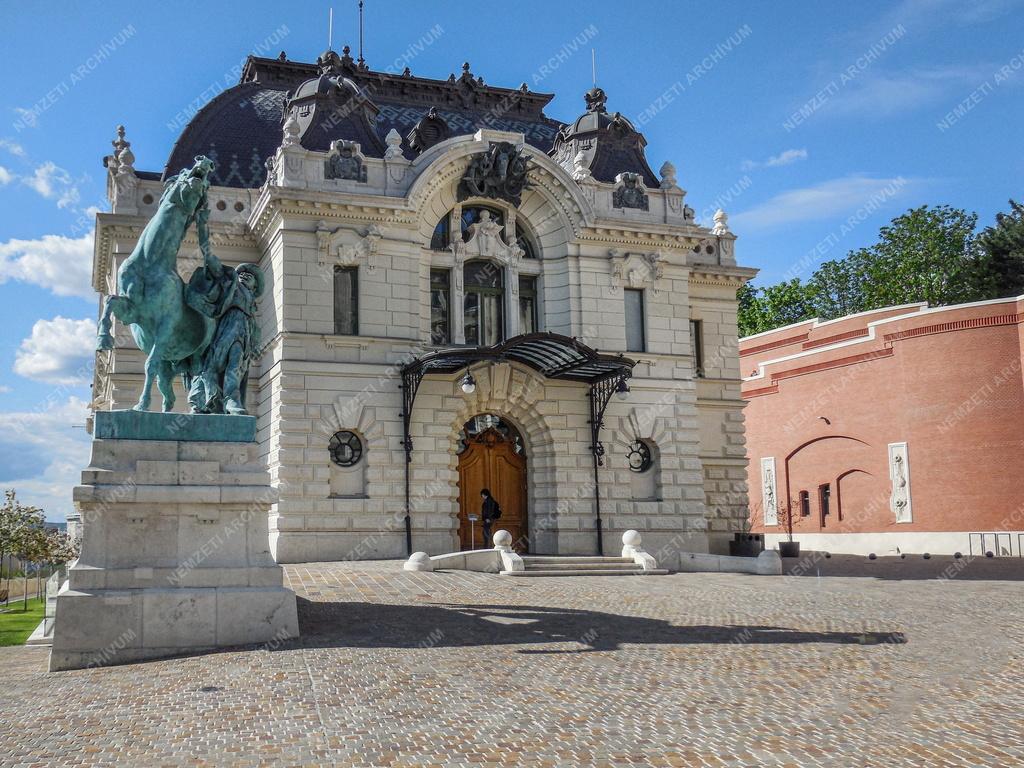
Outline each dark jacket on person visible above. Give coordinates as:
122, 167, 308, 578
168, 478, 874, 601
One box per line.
481, 496, 500, 522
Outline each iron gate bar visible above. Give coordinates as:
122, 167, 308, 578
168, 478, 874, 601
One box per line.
399, 332, 635, 556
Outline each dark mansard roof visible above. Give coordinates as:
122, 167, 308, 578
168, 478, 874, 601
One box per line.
162, 48, 658, 189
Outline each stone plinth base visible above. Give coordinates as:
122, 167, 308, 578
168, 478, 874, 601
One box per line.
50, 433, 298, 672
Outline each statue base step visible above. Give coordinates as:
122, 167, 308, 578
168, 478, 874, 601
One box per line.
49, 436, 298, 671
93, 409, 256, 442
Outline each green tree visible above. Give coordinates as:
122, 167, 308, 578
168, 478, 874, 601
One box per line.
860, 205, 987, 309
978, 199, 1024, 298
737, 280, 815, 337
0, 491, 44, 606
806, 254, 868, 320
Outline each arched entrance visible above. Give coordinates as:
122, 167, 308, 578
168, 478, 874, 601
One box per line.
457, 415, 528, 551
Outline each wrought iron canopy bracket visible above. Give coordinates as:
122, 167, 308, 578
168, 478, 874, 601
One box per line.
588, 369, 632, 467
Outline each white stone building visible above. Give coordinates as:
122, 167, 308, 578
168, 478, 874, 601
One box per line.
92, 49, 755, 562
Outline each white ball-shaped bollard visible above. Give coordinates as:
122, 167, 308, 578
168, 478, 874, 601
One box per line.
403, 551, 432, 571
622, 530, 642, 548
492, 529, 513, 550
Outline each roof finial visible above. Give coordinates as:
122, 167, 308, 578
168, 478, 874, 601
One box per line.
591, 48, 597, 88
358, 1, 365, 67
328, 7, 333, 51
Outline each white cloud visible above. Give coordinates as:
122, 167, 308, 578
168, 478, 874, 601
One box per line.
828, 65, 990, 117
884, 0, 1023, 29
0, 230, 94, 299
0, 385, 11, 394
14, 317, 96, 385
0, 396, 91, 522
0, 166, 12, 185
0, 138, 25, 157
731, 174, 913, 231
21, 161, 81, 208
742, 149, 808, 171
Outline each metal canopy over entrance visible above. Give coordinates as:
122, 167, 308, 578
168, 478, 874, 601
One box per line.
400, 332, 636, 557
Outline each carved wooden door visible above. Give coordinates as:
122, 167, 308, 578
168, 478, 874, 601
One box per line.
457, 428, 528, 552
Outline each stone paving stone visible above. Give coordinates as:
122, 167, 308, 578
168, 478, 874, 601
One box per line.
0, 556, 1022, 767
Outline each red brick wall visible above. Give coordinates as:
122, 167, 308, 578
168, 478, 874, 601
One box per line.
742, 299, 1024, 537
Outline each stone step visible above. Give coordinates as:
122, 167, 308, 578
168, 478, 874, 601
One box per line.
524, 561, 639, 571
501, 568, 669, 577
521, 556, 634, 564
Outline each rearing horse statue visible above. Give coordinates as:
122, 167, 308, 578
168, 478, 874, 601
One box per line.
96, 156, 217, 412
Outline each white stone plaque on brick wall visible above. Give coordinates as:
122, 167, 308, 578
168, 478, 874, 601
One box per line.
760, 456, 778, 526
888, 442, 912, 523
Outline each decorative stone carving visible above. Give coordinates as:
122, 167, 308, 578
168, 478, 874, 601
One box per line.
384, 128, 404, 159
457, 141, 531, 207
105, 125, 138, 214
572, 149, 592, 182
407, 107, 450, 154
281, 111, 301, 148
712, 208, 731, 235
760, 457, 778, 526
888, 442, 912, 523
452, 210, 523, 267
612, 172, 649, 211
659, 161, 679, 190
317, 223, 383, 271
324, 139, 367, 182
609, 249, 665, 293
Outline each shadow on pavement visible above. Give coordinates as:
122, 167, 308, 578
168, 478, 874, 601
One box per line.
781, 552, 1024, 581
296, 598, 906, 652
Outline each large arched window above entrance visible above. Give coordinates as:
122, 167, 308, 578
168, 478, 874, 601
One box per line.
430, 205, 538, 259
463, 260, 504, 346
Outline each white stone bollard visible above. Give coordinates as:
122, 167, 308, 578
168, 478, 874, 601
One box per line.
621, 530, 659, 571
492, 530, 524, 572
492, 530, 513, 551
404, 552, 433, 571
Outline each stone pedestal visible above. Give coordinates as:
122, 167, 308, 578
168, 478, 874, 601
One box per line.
49, 412, 299, 672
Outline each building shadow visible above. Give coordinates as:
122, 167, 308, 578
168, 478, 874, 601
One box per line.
782, 552, 1024, 581
295, 598, 905, 652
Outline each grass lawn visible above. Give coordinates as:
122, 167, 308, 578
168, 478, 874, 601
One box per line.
0, 597, 45, 646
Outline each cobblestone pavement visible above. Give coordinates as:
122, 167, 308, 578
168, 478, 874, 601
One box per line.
1, 556, 1023, 767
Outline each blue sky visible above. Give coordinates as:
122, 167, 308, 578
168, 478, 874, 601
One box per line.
1, 0, 1022, 520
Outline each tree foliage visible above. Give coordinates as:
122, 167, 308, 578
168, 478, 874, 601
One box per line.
738, 203, 1020, 336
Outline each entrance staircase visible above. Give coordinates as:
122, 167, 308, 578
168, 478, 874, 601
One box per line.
501, 555, 668, 577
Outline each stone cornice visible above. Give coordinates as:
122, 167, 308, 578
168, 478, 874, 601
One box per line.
689, 265, 758, 287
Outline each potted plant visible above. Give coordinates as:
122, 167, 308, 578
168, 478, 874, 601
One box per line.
776, 495, 801, 558
728, 516, 764, 557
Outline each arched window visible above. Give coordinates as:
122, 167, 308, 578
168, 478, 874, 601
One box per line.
463, 260, 503, 346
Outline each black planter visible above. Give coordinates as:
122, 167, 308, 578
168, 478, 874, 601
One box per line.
728, 533, 764, 558
777, 540, 801, 558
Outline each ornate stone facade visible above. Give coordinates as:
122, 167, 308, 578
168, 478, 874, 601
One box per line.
91, 52, 755, 562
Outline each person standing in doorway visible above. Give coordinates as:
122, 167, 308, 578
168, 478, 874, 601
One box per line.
480, 488, 501, 547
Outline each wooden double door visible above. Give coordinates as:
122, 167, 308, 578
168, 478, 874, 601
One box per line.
457, 428, 528, 551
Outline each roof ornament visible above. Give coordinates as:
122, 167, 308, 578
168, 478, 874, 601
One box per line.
659, 161, 680, 191
105, 125, 137, 213
612, 172, 649, 211
712, 209, 731, 235
281, 111, 301, 148
407, 107, 450, 154
384, 128, 404, 159
585, 86, 608, 113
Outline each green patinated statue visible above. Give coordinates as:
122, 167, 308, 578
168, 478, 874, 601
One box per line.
184, 208, 264, 416
96, 156, 264, 416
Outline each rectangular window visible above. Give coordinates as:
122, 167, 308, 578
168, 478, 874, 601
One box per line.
799, 490, 811, 517
690, 319, 704, 377
430, 269, 450, 345
819, 483, 831, 525
333, 266, 358, 336
624, 289, 645, 352
519, 275, 538, 335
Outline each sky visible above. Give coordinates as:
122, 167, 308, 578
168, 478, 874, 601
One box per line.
0, 0, 1021, 521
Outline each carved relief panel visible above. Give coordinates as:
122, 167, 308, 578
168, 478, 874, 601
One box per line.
888, 442, 912, 523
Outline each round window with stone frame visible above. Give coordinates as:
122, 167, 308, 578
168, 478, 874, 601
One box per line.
329, 431, 363, 467
626, 440, 653, 473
